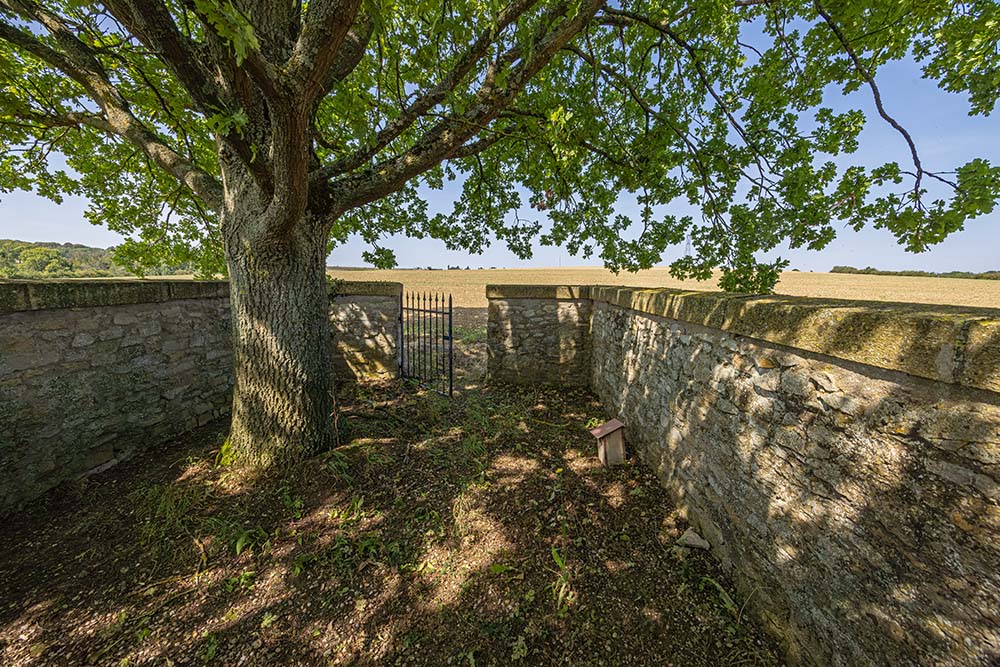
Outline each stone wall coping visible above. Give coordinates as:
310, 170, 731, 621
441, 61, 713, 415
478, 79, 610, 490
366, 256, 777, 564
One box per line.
329, 280, 403, 297
0, 278, 402, 313
486, 284, 591, 300
489, 283, 1000, 393
0, 279, 230, 314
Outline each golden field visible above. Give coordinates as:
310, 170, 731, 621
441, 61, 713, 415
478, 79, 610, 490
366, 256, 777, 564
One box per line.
327, 266, 1000, 310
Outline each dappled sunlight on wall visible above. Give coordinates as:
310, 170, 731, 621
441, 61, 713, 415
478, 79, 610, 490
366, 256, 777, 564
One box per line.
488, 284, 1000, 667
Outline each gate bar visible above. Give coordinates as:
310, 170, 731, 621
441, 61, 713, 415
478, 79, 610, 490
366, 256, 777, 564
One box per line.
448, 294, 453, 396
399, 289, 454, 396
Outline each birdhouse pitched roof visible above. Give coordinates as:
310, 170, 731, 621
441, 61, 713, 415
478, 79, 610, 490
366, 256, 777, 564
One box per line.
589, 418, 624, 439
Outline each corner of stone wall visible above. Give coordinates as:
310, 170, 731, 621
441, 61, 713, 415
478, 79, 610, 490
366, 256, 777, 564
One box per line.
0, 280, 235, 513
1, 278, 407, 512
486, 282, 1000, 666
0, 278, 230, 313
329, 279, 403, 299
588, 285, 1000, 394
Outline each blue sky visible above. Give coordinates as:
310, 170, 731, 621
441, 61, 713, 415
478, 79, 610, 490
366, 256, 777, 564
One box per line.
1, 55, 997, 273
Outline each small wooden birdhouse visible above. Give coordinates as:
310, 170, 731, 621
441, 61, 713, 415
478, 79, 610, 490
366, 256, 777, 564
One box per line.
589, 418, 625, 466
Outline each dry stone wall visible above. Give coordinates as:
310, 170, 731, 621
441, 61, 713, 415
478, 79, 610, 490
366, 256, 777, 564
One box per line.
1, 279, 401, 511
486, 285, 591, 386
487, 284, 1000, 667
328, 281, 402, 381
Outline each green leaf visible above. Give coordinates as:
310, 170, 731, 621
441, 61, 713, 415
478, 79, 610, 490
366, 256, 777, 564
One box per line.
193, 0, 260, 65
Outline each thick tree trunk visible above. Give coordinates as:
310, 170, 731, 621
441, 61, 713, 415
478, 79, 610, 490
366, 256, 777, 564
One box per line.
224, 221, 335, 467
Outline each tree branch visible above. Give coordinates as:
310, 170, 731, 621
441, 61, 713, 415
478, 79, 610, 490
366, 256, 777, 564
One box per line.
814, 1, 928, 198
93, 0, 271, 190
322, 13, 373, 90
569, 47, 718, 201
10, 106, 114, 134
101, 1, 225, 113
286, 0, 362, 100
0, 6, 224, 209
314, 0, 542, 180
446, 131, 510, 160
319, 0, 606, 217
604, 7, 773, 178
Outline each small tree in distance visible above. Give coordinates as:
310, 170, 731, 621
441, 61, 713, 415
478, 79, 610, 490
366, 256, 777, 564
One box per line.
1, 0, 998, 465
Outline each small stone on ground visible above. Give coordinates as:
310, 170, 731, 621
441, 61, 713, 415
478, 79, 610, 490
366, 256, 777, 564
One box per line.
677, 527, 711, 550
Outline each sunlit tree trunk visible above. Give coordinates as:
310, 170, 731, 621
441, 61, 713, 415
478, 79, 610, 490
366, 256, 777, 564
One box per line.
222, 170, 335, 466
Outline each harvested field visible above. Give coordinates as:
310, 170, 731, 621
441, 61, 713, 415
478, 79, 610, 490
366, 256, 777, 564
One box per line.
327, 267, 1000, 310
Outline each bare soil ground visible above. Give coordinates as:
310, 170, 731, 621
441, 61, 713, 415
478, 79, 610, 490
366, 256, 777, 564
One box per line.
328, 266, 1000, 309
0, 342, 782, 667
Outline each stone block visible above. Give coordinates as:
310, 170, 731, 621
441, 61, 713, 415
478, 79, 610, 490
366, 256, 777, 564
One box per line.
161, 337, 189, 353
71, 332, 96, 348
98, 326, 125, 341
752, 370, 781, 392
138, 321, 162, 337
779, 368, 814, 399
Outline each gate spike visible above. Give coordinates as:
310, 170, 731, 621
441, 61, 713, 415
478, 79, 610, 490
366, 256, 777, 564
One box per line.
396, 292, 406, 379
428, 291, 433, 385
412, 290, 416, 383
406, 290, 410, 379
430, 290, 434, 385
400, 292, 403, 379
444, 293, 448, 389
408, 291, 413, 378
413, 290, 416, 382
428, 290, 431, 385
430, 290, 434, 386
403, 292, 410, 377
404, 291, 409, 378
418, 291, 422, 383
432, 291, 436, 386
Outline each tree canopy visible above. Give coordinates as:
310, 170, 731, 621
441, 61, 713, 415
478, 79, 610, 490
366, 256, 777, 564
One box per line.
2, 0, 998, 292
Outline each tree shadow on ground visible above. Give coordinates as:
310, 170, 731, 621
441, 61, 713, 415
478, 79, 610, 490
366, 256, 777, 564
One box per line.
586, 297, 1000, 666
0, 344, 782, 666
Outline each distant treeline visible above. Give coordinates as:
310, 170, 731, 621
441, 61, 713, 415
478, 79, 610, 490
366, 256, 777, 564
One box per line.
0, 239, 192, 279
831, 266, 1000, 281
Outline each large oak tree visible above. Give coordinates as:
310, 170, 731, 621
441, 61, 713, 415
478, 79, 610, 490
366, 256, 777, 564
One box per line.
2, 0, 998, 464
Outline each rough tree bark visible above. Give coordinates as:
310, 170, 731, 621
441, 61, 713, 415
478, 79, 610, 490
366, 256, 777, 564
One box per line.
225, 235, 334, 465
210, 0, 602, 466
222, 165, 336, 466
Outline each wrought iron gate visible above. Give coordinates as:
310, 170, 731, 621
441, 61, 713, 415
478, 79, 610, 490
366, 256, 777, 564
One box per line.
400, 291, 453, 396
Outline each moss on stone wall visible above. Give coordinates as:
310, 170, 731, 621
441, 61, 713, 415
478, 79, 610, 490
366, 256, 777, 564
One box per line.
486, 284, 590, 300
0, 279, 227, 313
487, 284, 1000, 394
487, 284, 1000, 666
1, 279, 403, 511
0, 279, 403, 313
329, 280, 403, 297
